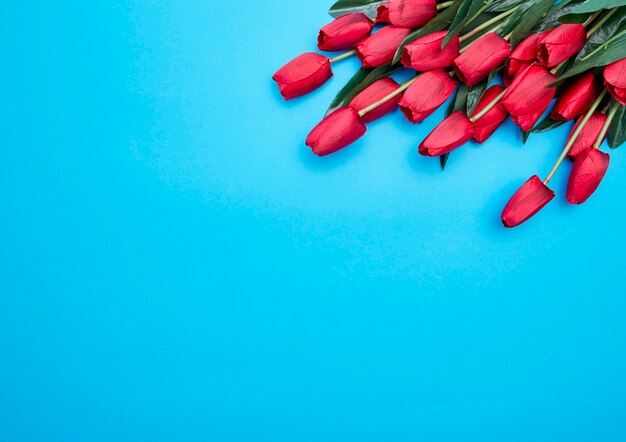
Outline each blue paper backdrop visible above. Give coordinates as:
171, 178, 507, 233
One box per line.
2, 1, 626, 441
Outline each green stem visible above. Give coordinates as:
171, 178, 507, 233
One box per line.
586, 9, 616, 38
329, 50, 356, 64
358, 76, 418, 117
469, 90, 507, 123
593, 101, 620, 150
437, 1, 455, 11
543, 90, 607, 184
459, 6, 518, 44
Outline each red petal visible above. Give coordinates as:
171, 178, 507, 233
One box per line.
566, 148, 610, 204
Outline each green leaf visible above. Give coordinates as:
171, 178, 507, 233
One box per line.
521, 128, 531, 143
446, 84, 469, 116
568, 0, 626, 15
466, 77, 491, 116
444, 0, 493, 46
486, 0, 527, 12
326, 64, 399, 114
608, 102, 626, 148
440, 153, 450, 170
508, 0, 557, 46
531, 115, 568, 133
328, 0, 386, 19
392, 1, 461, 64
556, 29, 626, 82
575, 6, 626, 62
533, 0, 586, 31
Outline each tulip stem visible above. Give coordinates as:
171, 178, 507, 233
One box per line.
586, 9, 616, 38
593, 101, 620, 150
459, 7, 518, 44
469, 90, 507, 123
543, 90, 607, 184
437, 1, 455, 10
330, 50, 356, 64
358, 76, 419, 117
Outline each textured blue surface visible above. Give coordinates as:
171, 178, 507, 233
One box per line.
2, 1, 626, 441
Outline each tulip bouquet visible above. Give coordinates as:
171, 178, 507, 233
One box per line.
272, 0, 626, 228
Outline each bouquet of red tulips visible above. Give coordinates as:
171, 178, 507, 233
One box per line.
272, 0, 626, 228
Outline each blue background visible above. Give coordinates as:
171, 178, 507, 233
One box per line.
2, 1, 626, 441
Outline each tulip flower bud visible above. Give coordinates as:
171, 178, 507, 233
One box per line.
401, 31, 460, 71
566, 112, 608, 159
306, 107, 367, 156
537, 24, 586, 68
273, 53, 332, 100
504, 33, 541, 86
453, 33, 511, 86
501, 175, 555, 228
376, 0, 437, 28
501, 63, 556, 131
318, 13, 375, 52
566, 148, 610, 205
604, 58, 626, 105
356, 26, 412, 68
472, 85, 509, 144
418, 111, 474, 156
550, 73, 601, 121
349, 78, 402, 123
398, 69, 456, 123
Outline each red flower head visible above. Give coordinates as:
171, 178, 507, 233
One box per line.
418, 111, 474, 156
551, 73, 601, 121
604, 58, 626, 105
401, 31, 460, 71
537, 24, 586, 68
398, 69, 456, 123
472, 85, 509, 144
356, 26, 412, 68
349, 78, 401, 123
453, 32, 511, 86
501, 63, 557, 131
318, 13, 375, 52
306, 107, 367, 156
566, 112, 608, 159
376, 0, 437, 28
504, 33, 541, 85
273, 53, 332, 100
566, 148, 610, 205
501, 176, 555, 228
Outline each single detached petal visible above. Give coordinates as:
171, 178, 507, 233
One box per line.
401, 31, 460, 71
501, 175, 555, 228
566, 148, 610, 204
502, 63, 556, 130
551, 73, 600, 121
356, 26, 412, 68
318, 13, 375, 52
376, 0, 437, 28
418, 111, 474, 156
273, 52, 332, 100
537, 24, 586, 68
399, 69, 456, 123
349, 78, 401, 123
453, 33, 511, 86
472, 85, 509, 143
306, 107, 367, 156
604, 58, 626, 105
566, 112, 608, 159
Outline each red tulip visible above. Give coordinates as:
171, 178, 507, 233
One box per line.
453, 33, 511, 86
504, 33, 541, 85
566, 148, 610, 204
604, 58, 626, 105
551, 73, 600, 121
273, 52, 332, 100
356, 26, 412, 68
566, 112, 608, 159
398, 69, 456, 123
401, 31, 460, 71
472, 85, 509, 144
376, 0, 437, 28
418, 111, 474, 156
318, 13, 375, 52
349, 78, 401, 123
306, 107, 367, 156
537, 24, 586, 68
501, 175, 555, 228
501, 63, 556, 131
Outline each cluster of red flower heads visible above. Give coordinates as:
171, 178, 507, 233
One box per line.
273, 0, 626, 228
